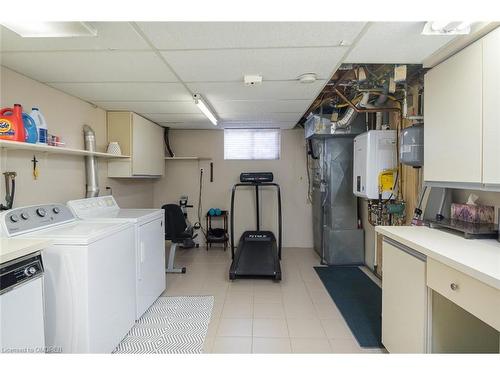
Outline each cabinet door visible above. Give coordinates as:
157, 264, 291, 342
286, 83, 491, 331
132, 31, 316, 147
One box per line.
137, 218, 166, 317
132, 114, 164, 176
424, 41, 483, 184
382, 240, 427, 353
482, 28, 500, 185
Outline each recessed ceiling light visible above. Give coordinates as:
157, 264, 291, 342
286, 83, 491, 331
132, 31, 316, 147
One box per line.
422, 21, 471, 35
0, 22, 97, 38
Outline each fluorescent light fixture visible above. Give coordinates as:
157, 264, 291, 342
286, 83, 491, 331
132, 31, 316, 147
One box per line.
193, 94, 218, 126
422, 21, 471, 35
0, 22, 97, 38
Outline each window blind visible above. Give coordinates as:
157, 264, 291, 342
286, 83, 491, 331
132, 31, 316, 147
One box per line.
224, 128, 281, 160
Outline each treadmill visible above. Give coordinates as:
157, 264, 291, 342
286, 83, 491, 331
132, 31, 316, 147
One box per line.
229, 172, 282, 281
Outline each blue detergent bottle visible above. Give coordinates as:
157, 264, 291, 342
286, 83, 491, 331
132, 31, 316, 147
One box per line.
22, 113, 38, 143
29, 108, 48, 144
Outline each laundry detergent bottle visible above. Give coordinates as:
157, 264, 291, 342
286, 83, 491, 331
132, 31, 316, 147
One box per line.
30, 107, 48, 144
0, 104, 25, 142
22, 112, 38, 143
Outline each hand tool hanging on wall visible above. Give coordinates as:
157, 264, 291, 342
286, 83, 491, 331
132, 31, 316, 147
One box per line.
0, 172, 17, 210
32, 155, 39, 180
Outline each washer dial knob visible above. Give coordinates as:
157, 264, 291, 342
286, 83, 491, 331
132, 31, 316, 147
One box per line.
9, 214, 19, 223
36, 208, 47, 217
24, 266, 37, 277
53, 207, 60, 214
20, 212, 29, 220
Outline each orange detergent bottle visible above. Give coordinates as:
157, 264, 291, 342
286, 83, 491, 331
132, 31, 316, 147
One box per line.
0, 104, 26, 142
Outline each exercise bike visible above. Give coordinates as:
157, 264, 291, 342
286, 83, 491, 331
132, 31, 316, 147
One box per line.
163, 196, 200, 274
178, 196, 200, 249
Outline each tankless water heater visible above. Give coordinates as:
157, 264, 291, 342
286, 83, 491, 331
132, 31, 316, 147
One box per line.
353, 130, 397, 200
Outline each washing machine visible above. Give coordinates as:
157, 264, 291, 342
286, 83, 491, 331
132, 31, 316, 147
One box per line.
0, 204, 136, 353
67, 196, 165, 319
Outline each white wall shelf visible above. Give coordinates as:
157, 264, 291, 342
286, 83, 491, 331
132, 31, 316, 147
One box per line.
164, 156, 212, 161
0, 140, 130, 159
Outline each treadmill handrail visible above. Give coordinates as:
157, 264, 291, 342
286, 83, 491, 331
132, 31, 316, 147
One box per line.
230, 182, 282, 261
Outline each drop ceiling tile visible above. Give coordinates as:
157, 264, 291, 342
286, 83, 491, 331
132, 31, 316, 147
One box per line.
161, 47, 344, 82
138, 22, 366, 49
220, 113, 302, 122
157, 120, 297, 130
49, 82, 191, 101
212, 100, 311, 114
141, 113, 209, 123
0, 22, 149, 51
1, 51, 177, 82
94, 101, 197, 113
346, 22, 457, 63
157, 122, 218, 130
186, 81, 327, 101
222, 121, 297, 129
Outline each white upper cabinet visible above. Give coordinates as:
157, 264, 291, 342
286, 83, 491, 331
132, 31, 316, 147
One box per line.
107, 112, 164, 178
482, 28, 500, 185
424, 40, 483, 184
424, 27, 500, 187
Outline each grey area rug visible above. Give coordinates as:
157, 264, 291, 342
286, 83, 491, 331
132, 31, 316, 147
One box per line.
113, 296, 214, 354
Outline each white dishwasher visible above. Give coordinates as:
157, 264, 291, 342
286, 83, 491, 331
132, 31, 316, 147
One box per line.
381, 237, 429, 353
0, 252, 45, 353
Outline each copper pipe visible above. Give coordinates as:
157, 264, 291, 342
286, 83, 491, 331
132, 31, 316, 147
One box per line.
306, 68, 358, 113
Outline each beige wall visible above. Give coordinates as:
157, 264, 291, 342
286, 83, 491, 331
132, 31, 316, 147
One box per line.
152, 129, 313, 248
0, 67, 154, 208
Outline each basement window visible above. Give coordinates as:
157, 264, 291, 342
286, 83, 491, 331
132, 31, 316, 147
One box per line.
224, 128, 281, 160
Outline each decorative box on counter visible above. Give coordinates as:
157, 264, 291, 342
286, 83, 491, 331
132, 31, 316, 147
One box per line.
451, 203, 495, 223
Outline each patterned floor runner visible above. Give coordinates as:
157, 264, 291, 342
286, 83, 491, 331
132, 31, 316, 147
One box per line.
113, 296, 214, 354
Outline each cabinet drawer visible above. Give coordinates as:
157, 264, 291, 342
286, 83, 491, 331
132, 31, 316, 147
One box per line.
427, 258, 500, 331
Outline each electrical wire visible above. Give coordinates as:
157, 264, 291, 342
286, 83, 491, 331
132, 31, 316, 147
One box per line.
163, 127, 175, 157
305, 140, 313, 204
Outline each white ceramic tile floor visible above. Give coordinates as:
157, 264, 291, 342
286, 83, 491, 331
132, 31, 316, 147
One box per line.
163, 246, 386, 354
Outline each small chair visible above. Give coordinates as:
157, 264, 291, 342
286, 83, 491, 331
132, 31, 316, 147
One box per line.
162, 204, 195, 274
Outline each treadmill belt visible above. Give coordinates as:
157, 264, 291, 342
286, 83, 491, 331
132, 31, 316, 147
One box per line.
235, 242, 276, 276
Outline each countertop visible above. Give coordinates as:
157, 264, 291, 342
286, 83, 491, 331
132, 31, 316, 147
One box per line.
375, 226, 500, 290
0, 238, 52, 264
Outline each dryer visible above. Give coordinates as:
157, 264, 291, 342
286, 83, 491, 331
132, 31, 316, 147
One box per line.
0, 204, 136, 353
67, 196, 165, 319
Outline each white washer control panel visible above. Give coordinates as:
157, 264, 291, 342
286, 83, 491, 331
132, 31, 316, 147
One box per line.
1, 204, 74, 236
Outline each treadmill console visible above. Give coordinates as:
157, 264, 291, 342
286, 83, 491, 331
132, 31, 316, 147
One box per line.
240, 172, 274, 183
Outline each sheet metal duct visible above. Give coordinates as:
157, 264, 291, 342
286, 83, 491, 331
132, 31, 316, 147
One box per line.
310, 136, 364, 265
83, 125, 99, 198
305, 110, 359, 138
